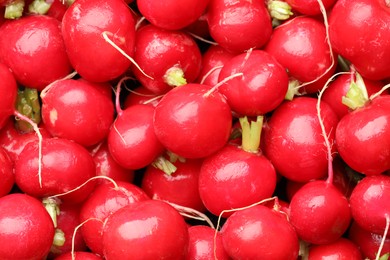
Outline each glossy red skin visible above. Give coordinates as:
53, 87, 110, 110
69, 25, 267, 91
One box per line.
196, 45, 235, 87
91, 141, 134, 185
308, 238, 362, 260
329, 0, 390, 80
263, 97, 339, 182
80, 181, 149, 255
108, 104, 164, 170
184, 12, 210, 40
265, 16, 335, 93
142, 158, 206, 212
289, 180, 352, 245
349, 174, 390, 236
49, 203, 87, 258
0, 119, 51, 162
221, 205, 299, 259
186, 225, 230, 260
0, 147, 13, 197
207, 0, 272, 53
46, 0, 68, 21
123, 86, 161, 108
137, 0, 210, 30
153, 83, 232, 159
0, 193, 55, 260
285, 0, 337, 15
41, 79, 114, 147
0, 63, 17, 129
348, 221, 390, 259
218, 50, 289, 116
133, 24, 202, 94
322, 73, 386, 119
199, 144, 277, 217
14, 137, 96, 204
62, 0, 135, 82
102, 200, 189, 260
0, 15, 72, 91
54, 252, 103, 260
336, 95, 390, 175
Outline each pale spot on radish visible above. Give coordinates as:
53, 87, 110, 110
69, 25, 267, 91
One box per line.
50, 108, 58, 126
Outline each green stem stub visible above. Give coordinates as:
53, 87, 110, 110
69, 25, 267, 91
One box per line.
285, 78, 300, 101
163, 66, 187, 87
239, 116, 264, 153
267, 0, 294, 21
152, 155, 177, 175
341, 72, 369, 110
15, 87, 41, 133
42, 197, 60, 228
52, 228, 65, 247
28, 0, 52, 15
4, 0, 25, 19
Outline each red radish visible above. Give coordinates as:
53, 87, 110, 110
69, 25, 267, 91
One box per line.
45, 0, 68, 21
184, 12, 210, 40
142, 158, 205, 212
0, 62, 17, 129
186, 225, 230, 260
133, 24, 202, 94
153, 83, 232, 159
308, 237, 362, 260
0, 147, 13, 197
102, 199, 189, 260
0, 15, 72, 91
14, 137, 96, 204
349, 221, 390, 260
349, 174, 390, 236
123, 86, 161, 108
329, 0, 390, 80
61, 0, 135, 82
265, 16, 335, 94
0, 193, 55, 260
41, 79, 115, 147
263, 97, 339, 182
336, 95, 390, 175
91, 141, 135, 185
80, 181, 149, 256
54, 252, 103, 260
217, 49, 289, 116
207, 0, 273, 53
285, 0, 337, 16
49, 203, 87, 258
196, 45, 235, 87
137, 0, 210, 30
220, 204, 299, 259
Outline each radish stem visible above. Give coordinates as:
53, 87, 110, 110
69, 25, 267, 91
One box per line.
239, 116, 263, 153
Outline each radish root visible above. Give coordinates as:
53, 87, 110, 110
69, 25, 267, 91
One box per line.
376, 214, 390, 260
71, 218, 104, 260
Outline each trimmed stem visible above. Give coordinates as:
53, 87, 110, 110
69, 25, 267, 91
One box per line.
15, 88, 41, 133
285, 78, 300, 101
52, 229, 66, 247
43, 197, 60, 228
28, 0, 52, 15
267, 0, 294, 20
163, 66, 187, 87
4, 0, 25, 19
152, 155, 177, 175
239, 116, 263, 153
341, 72, 369, 110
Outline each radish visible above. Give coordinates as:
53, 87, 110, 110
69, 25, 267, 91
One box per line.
153, 83, 232, 159
0, 15, 72, 91
207, 0, 273, 53
123, 86, 161, 108
80, 181, 149, 256
141, 158, 206, 212
133, 24, 202, 94
186, 225, 230, 260
349, 174, 390, 236
0, 193, 55, 260
61, 0, 136, 82
14, 137, 97, 204
329, 0, 390, 80
0, 62, 17, 129
220, 204, 299, 259
0, 147, 13, 197
54, 252, 103, 260
137, 0, 210, 30
307, 237, 362, 259
41, 79, 115, 147
217, 49, 289, 116
102, 199, 189, 260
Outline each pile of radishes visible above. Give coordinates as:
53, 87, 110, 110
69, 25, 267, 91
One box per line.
0, 0, 390, 259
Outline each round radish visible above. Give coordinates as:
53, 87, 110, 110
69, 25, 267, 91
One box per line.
14, 137, 96, 204
137, 0, 210, 30
102, 199, 189, 260
153, 83, 232, 159
349, 174, 390, 236
220, 204, 299, 259
123, 86, 161, 108
0, 147, 13, 197
289, 180, 352, 245
62, 0, 135, 82
207, 0, 273, 53
0, 193, 55, 260
133, 24, 202, 94
263, 97, 339, 182
308, 237, 362, 260
41, 79, 114, 147
80, 181, 149, 256
0, 62, 17, 129
0, 15, 72, 91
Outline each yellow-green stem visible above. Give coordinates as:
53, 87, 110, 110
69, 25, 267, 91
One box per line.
152, 155, 177, 175
239, 116, 263, 153
341, 72, 369, 110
